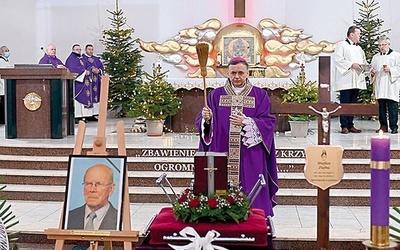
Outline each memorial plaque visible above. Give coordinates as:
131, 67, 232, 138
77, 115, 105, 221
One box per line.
304, 145, 344, 190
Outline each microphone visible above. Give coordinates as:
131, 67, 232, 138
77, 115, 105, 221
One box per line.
40, 47, 47, 54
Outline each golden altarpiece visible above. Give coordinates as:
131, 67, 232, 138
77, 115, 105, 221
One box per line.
138, 18, 336, 132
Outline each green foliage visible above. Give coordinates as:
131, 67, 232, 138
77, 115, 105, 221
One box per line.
101, 3, 143, 115
358, 82, 375, 104
354, 0, 390, 62
173, 187, 251, 224
354, 0, 391, 105
283, 79, 318, 103
0, 177, 20, 248
390, 207, 400, 240
282, 68, 318, 121
127, 64, 182, 120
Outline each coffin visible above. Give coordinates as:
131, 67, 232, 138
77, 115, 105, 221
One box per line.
142, 207, 269, 249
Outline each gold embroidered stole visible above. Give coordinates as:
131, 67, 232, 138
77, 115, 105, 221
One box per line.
219, 80, 255, 186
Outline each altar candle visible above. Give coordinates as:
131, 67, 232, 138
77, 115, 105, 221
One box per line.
370, 133, 390, 227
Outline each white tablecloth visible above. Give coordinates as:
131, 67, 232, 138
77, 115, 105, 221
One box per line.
166, 78, 294, 90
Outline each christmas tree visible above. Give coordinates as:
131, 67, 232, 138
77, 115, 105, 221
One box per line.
101, 0, 143, 116
127, 63, 182, 120
354, 0, 390, 104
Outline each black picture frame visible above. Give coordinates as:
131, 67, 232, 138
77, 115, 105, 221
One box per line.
63, 155, 127, 231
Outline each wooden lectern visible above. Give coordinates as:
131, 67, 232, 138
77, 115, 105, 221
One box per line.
0, 65, 75, 139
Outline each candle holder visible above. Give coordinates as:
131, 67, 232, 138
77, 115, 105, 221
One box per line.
363, 227, 397, 249
363, 134, 396, 249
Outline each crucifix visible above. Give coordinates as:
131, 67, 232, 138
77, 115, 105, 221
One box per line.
234, 0, 245, 18
204, 155, 218, 196
194, 152, 228, 196
271, 56, 378, 250
308, 106, 342, 144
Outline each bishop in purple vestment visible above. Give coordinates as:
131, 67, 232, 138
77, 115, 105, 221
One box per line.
82, 44, 104, 109
195, 57, 278, 217
38, 44, 65, 68
65, 44, 92, 109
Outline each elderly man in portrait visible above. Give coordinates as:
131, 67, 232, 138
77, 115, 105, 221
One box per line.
66, 164, 118, 230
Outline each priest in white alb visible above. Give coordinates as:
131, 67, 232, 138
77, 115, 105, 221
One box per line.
371, 35, 400, 134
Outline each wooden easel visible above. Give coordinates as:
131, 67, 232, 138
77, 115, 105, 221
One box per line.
45, 76, 138, 250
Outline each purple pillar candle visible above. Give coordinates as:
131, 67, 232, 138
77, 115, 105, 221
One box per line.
371, 135, 390, 161
371, 169, 390, 226
370, 134, 390, 226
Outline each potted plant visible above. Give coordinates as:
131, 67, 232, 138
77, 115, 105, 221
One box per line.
282, 65, 318, 137
127, 64, 182, 136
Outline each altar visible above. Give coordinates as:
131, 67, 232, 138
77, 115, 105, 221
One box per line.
168, 77, 295, 133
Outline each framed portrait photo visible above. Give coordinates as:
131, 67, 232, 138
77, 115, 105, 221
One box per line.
63, 155, 127, 231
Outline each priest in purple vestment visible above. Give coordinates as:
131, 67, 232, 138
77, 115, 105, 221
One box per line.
65, 44, 92, 122
195, 57, 278, 217
38, 44, 66, 68
82, 44, 104, 117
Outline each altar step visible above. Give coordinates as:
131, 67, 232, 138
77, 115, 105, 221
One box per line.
2, 169, 400, 206
1, 170, 400, 190
0, 147, 399, 206
3, 184, 400, 207
2, 154, 400, 173
2, 155, 400, 172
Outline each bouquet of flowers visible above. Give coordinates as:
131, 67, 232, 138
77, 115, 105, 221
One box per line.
172, 186, 251, 223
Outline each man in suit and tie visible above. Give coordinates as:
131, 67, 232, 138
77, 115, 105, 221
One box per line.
67, 164, 118, 230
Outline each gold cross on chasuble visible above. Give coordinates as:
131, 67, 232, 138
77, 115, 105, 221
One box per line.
219, 82, 255, 186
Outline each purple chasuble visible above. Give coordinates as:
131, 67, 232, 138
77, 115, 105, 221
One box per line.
195, 80, 279, 217
82, 54, 104, 104
65, 52, 93, 108
38, 54, 65, 68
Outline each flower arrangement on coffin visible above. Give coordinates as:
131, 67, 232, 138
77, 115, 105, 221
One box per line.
172, 186, 251, 224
